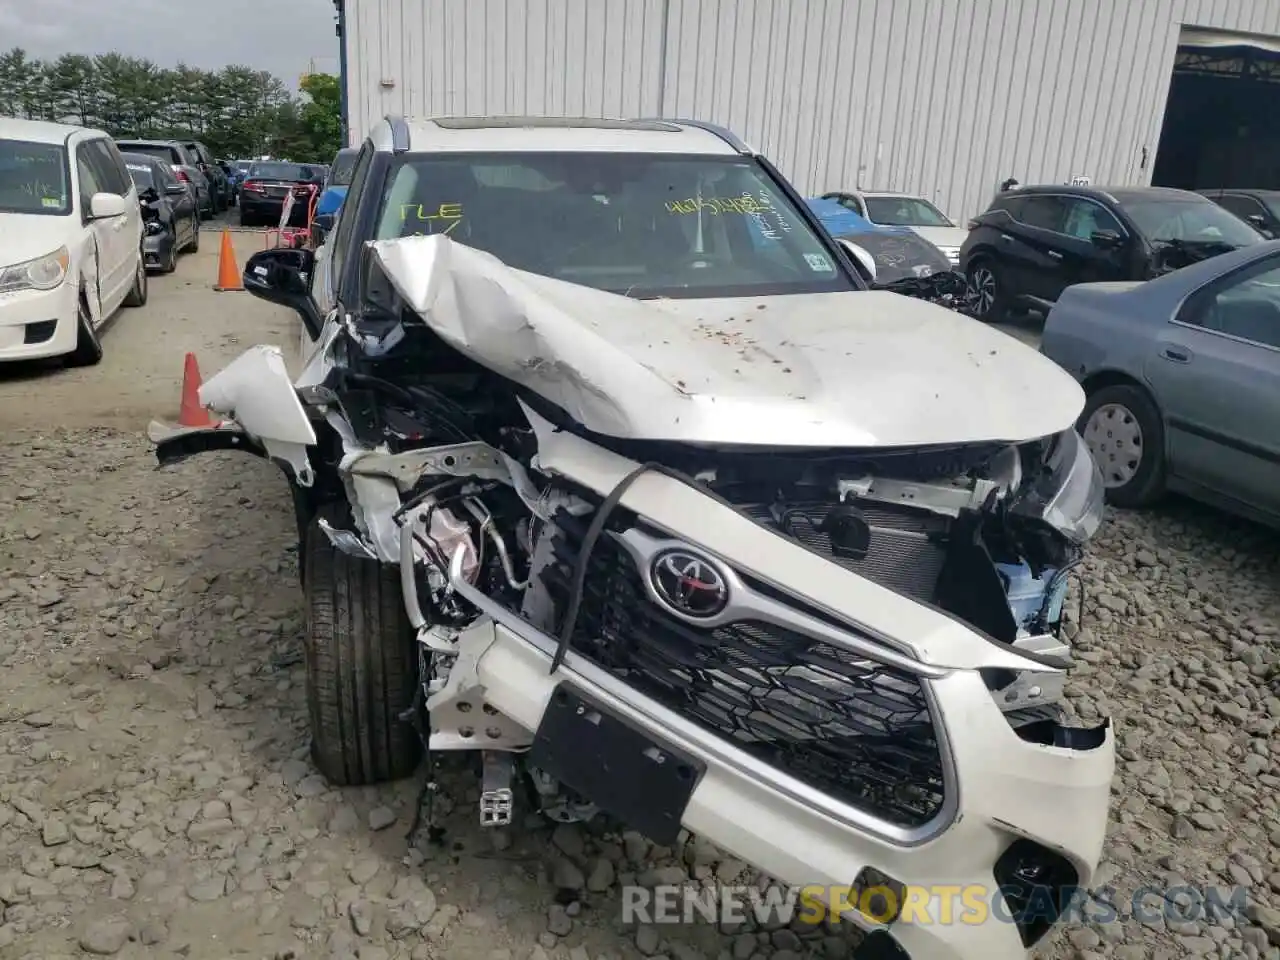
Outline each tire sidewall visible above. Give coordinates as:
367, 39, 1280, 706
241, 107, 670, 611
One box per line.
1079, 383, 1166, 508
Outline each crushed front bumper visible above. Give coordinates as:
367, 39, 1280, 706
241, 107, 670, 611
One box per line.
433, 595, 1113, 960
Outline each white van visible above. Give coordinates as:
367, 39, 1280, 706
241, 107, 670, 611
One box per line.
0, 117, 146, 366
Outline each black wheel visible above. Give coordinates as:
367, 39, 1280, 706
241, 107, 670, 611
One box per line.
123, 252, 148, 307
187, 213, 201, 253
65, 295, 103, 368
302, 503, 423, 786
965, 258, 1009, 323
200, 199, 213, 221
161, 227, 178, 273
1079, 383, 1166, 508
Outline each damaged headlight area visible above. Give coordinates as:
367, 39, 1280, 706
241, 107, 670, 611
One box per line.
1009, 428, 1106, 545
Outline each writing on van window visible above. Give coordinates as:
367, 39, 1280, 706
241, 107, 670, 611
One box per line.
400, 201, 463, 236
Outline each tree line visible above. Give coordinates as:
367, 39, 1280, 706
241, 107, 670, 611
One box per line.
0, 48, 342, 162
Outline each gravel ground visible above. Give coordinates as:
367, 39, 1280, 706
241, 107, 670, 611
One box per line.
0, 227, 1278, 959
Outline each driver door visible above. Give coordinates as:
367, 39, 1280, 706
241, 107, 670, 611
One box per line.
75, 143, 126, 316
1144, 252, 1280, 515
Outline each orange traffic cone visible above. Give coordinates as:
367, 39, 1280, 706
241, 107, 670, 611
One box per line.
178, 353, 219, 427
213, 228, 243, 292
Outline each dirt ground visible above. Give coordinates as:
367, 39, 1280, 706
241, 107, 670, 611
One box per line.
0, 224, 1278, 960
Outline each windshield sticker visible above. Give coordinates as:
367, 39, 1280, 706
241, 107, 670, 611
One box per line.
400, 201, 463, 236
803, 253, 832, 272
41, 197, 62, 208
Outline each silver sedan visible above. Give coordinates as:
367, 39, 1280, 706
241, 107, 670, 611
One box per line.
1039, 239, 1280, 527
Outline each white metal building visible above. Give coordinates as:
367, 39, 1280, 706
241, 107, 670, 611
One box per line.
338, 0, 1280, 221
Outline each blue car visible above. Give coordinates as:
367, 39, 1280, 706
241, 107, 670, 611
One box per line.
312, 148, 359, 244
804, 196, 967, 306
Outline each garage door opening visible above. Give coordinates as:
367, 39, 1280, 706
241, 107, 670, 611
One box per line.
1152, 28, 1280, 190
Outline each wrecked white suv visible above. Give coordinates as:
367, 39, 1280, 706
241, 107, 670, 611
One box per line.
150, 116, 1114, 960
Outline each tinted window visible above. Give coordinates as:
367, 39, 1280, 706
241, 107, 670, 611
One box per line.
1183, 256, 1280, 349
834, 194, 865, 215
1060, 198, 1123, 240
117, 143, 183, 165
125, 162, 155, 190
1216, 194, 1268, 221
331, 142, 376, 292
0, 138, 71, 215
1017, 196, 1069, 232
371, 152, 853, 299
864, 196, 952, 227
249, 162, 317, 181
1118, 196, 1260, 247
76, 143, 106, 206
330, 151, 358, 185
94, 139, 133, 194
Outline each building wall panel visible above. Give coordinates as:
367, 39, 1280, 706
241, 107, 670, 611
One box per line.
345, 0, 1280, 219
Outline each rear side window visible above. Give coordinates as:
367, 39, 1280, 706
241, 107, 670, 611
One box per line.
1017, 196, 1069, 232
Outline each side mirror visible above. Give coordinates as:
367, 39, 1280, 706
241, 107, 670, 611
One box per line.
243, 247, 323, 341
1246, 214, 1271, 234
836, 238, 878, 285
1090, 229, 1123, 250
88, 192, 128, 220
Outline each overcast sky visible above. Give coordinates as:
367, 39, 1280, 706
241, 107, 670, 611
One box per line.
0, 0, 339, 86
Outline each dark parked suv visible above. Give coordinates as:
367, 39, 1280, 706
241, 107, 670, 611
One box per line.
183, 140, 231, 212
1198, 188, 1280, 239
960, 185, 1262, 322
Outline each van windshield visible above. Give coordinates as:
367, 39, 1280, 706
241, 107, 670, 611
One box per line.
0, 139, 71, 216
372, 152, 855, 300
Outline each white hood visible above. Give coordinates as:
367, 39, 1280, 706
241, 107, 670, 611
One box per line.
0, 214, 75, 268
370, 235, 1085, 448
907, 225, 970, 252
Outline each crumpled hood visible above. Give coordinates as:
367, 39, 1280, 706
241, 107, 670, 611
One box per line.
371, 234, 1085, 447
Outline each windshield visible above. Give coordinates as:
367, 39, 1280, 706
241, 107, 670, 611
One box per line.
330, 151, 357, 185
0, 139, 71, 216
864, 196, 952, 227
250, 161, 317, 181
124, 162, 155, 190
1121, 198, 1261, 247
373, 152, 853, 299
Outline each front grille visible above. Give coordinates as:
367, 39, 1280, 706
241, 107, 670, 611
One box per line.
545, 522, 946, 828
739, 502, 948, 603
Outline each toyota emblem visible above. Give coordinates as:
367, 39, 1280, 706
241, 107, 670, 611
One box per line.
650, 550, 729, 619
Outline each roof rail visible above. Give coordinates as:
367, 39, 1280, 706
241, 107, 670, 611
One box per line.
385, 115, 410, 153
634, 117, 751, 154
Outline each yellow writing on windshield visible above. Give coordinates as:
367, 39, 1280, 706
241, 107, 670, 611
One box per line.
665, 193, 775, 216
400, 201, 463, 237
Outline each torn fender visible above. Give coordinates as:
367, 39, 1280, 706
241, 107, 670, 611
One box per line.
163, 345, 319, 486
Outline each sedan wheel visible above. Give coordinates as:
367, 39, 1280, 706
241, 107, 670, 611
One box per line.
1078, 383, 1166, 508
1083, 402, 1143, 488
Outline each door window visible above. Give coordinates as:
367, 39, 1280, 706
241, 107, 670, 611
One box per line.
1180, 255, 1280, 349
76, 144, 106, 207
86, 139, 130, 195
836, 194, 865, 216
1016, 196, 1069, 232
1217, 194, 1267, 222
1061, 198, 1123, 241
330, 141, 375, 291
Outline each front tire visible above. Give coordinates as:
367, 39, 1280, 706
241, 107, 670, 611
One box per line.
965, 258, 1009, 323
65, 295, 103, 368
188, 214, 201, 253
1079, 383, 1166, 508
303, 504, 423, 786
123, 253, 148, 307
162, 227, 178, 273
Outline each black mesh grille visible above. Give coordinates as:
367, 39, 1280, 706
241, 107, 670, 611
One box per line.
545, 524, 947, 828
